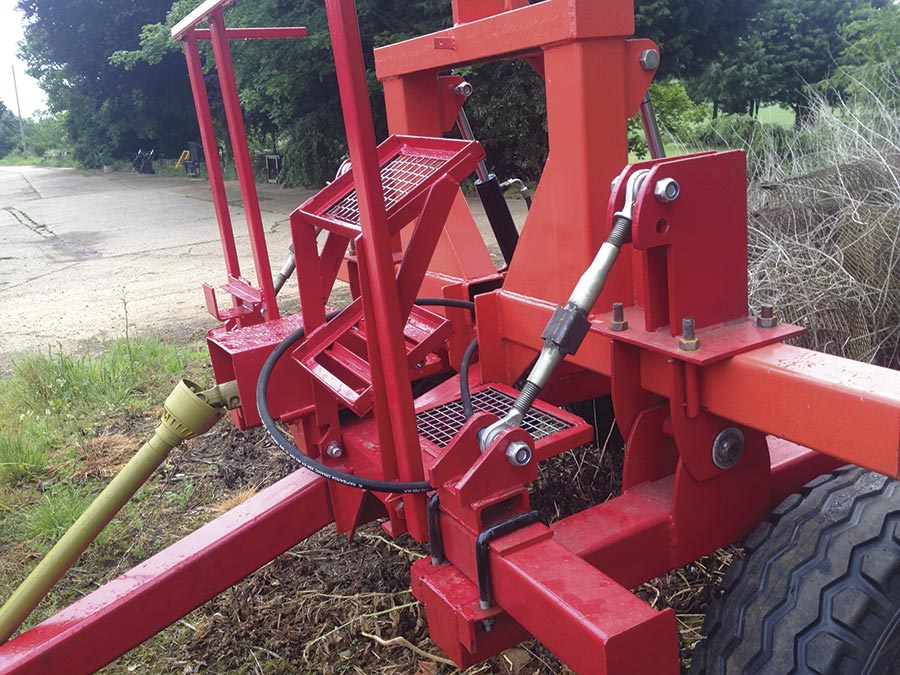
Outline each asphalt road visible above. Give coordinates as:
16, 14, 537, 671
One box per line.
0, 165, 520, 370
0, 165, 314, 368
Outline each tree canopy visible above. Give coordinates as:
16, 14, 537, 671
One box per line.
0, 102, 21, 158
689, 0, 887, 118
17, 0, 197, 165
14, 0, 900, 178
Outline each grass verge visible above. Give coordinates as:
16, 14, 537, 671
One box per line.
0, 333, 209, 640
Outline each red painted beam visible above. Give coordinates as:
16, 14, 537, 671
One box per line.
704, 343, 900, 477
193, 27, 308, 40
0, 470, 332, 675
374, 0, 635, 79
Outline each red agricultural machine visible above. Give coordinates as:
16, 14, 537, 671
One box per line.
2, 0, 900, 673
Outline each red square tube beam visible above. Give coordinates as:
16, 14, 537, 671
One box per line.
0, 469, 332, 675
701, 343, 900, 477
324, 0, 428, 538
373, 0, 635, 78
207, 9, 280, 321
183, 34, 242, 280
438, 517, 680, 674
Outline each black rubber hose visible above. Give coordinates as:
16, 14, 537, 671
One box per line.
256, 299, 476, 494
414, 298, 475, 311
257, 308, 432, 493
459, 337, 478, 419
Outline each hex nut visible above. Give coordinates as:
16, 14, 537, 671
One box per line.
610, 302, 629, 332
678, 337, 700, 352
654, 178, 681, 204
756, 305, 778, 328
326, 442, 343, 459
505, 441, 532, 467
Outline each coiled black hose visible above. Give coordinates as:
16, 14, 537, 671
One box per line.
256, 298, 476, 494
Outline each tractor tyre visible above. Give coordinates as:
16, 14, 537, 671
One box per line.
690, 465, 900, 675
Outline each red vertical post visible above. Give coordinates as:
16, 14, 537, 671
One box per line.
207, 10, 279, 321
183, 33, 241, 280
324, 0, 427, 538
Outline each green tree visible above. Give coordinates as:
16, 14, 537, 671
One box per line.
18, 0, 198, 166
835, 2, 900, 102
23, 112, 70, 158
634, 0, 760, 78
114, 0, 450, 185
0, 101, 21, 158
691, 0, 884, 120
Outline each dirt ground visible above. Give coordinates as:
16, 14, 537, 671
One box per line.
99, 416, 727, 675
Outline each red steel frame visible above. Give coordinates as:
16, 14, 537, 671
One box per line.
2, 1, 900, 673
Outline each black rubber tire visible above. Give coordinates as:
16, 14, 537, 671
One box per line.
691, 465, 900, 675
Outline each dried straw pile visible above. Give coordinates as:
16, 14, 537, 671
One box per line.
746, 85, 900, 368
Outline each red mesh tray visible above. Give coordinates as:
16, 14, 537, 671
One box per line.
295, 135, 484, 236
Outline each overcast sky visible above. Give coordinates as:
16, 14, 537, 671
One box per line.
0, 0, 47, 117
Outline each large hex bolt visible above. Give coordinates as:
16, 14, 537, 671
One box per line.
712, 427, 745, 469
640, 49, 660, 72
678, 317, 700, 352
326, 442, 343, 459
757, 305, 778, 328
506, 441, 533, 467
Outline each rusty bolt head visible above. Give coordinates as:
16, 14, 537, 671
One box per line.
678, 317, 700, 351
610, 302, 629, 332
639, 49, 660, 71
712, 427, 745, 470
756, 305, 778, 328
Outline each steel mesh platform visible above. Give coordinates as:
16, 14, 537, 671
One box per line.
416, 387, 572, 449
325, 153, 448, 225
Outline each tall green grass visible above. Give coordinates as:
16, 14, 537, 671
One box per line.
0, 431, 48, 485
1, 338, 205, 428
0, 333, 210, 633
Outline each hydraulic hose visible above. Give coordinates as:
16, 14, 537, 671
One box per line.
0, 379, 240, 645
460, 337, 479, 419
256, 298, 476, 494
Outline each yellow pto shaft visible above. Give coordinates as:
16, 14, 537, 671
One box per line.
0, 379, 239, 644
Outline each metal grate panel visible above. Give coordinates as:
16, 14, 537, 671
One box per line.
325, 153, 446, 225
416, 387, 572, 449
